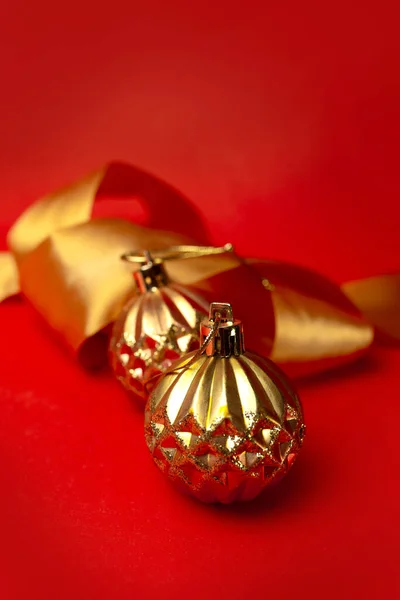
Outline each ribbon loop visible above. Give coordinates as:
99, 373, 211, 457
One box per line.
0, 161, 398, 375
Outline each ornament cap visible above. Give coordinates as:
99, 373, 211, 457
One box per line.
132, 251, 169, 294
201, 302, 245, 357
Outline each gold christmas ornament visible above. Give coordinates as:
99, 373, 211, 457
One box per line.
145, 302, 306, 503
109, 246, 232, 399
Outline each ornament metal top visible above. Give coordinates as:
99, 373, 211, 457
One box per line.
145, 302, 306, 503
109, 246, 231, 399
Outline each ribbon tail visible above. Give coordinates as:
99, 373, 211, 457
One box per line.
247, 259, 374, 376
0, 252, 20, 300
342, 274, 400, 342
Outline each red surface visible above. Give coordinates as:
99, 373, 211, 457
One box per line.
1, 1, 400, 599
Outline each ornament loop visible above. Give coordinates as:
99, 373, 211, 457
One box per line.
120, 243, 234, 264
209, 302, 234, 324
146, 302, 244, 394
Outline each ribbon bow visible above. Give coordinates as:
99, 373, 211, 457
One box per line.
1, 161, 399, 375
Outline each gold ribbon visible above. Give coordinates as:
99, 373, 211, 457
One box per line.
1, 161, 398, 374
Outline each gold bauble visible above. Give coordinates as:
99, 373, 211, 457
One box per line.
110, 251, 208, 399
145, 303, 305, 503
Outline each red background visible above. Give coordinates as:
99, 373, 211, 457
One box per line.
0, 1, 399, 599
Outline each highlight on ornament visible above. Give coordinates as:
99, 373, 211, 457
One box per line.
109, 244, 233, 399
144, 302, 306, 504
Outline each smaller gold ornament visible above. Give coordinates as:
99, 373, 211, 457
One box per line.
110, 247, 231, 399
145, 302, 306, 503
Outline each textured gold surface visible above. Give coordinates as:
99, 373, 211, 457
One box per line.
145, 351, 305, 503
110, 284, 208, 398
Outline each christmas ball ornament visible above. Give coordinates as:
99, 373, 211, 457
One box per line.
110, 248, 215, 399
145, 302, 306, 503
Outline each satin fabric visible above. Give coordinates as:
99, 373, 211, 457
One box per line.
0, 162, 398, 373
